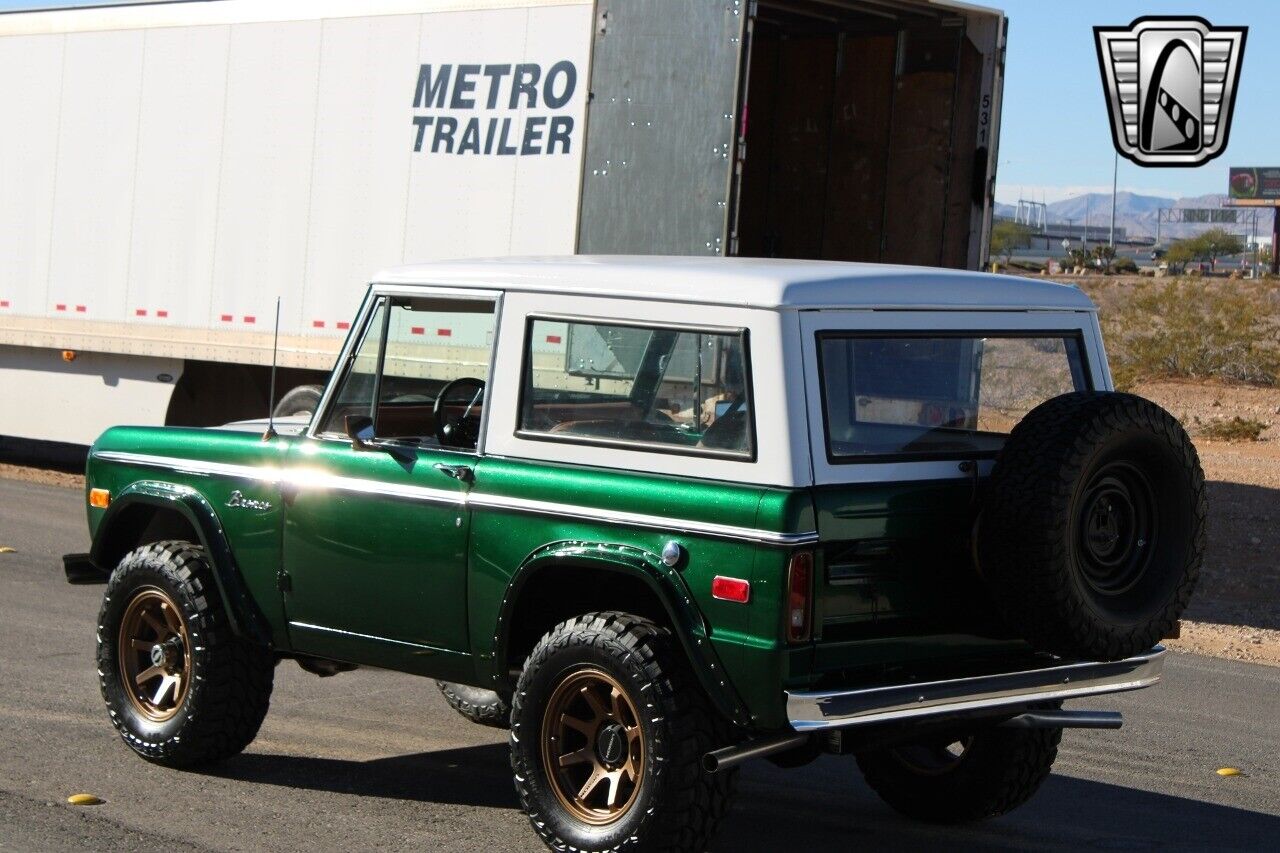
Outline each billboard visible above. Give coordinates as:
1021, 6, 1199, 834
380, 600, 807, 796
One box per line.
1228, 167, 1280, 205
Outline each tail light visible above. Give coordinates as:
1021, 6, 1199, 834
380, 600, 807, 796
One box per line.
786, 551, 813, 643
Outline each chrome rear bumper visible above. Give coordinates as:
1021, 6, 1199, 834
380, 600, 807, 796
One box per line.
786, 646, 1165, 731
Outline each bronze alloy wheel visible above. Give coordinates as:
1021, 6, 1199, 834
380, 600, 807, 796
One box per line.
540, 668, 645, 825
117, 587, 192, 722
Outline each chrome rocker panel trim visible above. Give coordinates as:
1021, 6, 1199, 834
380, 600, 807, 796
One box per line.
786, 646, 1165, 731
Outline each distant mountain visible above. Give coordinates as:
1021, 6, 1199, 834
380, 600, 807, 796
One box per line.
995, 191, 1272, 242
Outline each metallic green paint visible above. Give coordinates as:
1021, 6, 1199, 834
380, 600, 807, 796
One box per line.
88, 426, 290, 646
282, 436, 473, 655
84, 421, 1028, 734
89, 481, 274, 645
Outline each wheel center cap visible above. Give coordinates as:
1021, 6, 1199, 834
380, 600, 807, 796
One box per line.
150, 640, 179, 669
595, 723, 627, 767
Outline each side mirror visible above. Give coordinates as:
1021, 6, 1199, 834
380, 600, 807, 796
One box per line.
344, 414, 376, 452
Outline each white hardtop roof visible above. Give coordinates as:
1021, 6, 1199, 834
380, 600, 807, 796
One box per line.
373, 256, 1095, 312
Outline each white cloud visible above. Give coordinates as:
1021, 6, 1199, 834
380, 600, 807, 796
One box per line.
994, 183, 1190, 205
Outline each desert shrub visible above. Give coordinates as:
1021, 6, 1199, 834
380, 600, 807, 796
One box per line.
1199, 416, 1268, 442
1096, 278, 1280, 389
1112, 257, 1139, 274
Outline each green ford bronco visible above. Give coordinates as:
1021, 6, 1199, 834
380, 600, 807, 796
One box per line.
66, 257, 1205, 852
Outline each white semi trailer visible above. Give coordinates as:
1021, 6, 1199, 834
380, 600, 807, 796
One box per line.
0, 0, 1005, 449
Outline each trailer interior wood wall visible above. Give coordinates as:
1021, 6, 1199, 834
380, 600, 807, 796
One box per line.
735, 0, 986, 268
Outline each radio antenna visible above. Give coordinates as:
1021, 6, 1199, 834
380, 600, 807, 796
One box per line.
263, 296, 282, 441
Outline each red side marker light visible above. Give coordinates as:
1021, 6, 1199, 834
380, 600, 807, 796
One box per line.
711, 575, 750, 604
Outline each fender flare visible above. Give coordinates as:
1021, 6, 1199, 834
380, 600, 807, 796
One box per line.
494, 540, 752, 728
90, 481, 272, 646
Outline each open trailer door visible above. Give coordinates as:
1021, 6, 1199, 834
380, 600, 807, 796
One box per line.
731, 0, 1005, 270
576, 0, 747, 256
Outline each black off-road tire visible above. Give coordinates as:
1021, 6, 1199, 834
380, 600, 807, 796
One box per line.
272, 384, 324, 419
436, 681, 510, 728
510, 612, 735, 852
97, 541, 274, 768
978, 391, 1206, 660
857, 726, 1063, 823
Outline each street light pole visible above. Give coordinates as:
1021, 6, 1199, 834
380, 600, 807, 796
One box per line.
1084, 195, 1091, 250
1109, 150, 1118, 248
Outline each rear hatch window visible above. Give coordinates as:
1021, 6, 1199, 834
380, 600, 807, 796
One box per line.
816, 334, 1089, 461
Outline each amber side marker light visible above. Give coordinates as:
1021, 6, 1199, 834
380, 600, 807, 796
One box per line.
786, 551, 813, 643
88, 488, 110, 509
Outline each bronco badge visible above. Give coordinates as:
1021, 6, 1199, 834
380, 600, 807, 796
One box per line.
1094, 16, 1246, 167
226, 490, 272, 511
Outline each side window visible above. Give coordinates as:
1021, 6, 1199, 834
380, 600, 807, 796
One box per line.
519, 318, 753, 458
318, 295, 496, 448
816, 333, 1087, 459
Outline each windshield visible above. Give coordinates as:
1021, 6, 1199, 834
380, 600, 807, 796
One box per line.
817, 333, 1089, 460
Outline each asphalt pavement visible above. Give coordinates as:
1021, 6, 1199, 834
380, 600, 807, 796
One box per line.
1, 476, 1276, 852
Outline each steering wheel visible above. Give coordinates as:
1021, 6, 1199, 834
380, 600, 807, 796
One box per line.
433, 377, 486, 448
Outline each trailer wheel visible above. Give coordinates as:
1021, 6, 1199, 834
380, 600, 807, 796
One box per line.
857, 726, 1062, 823
978, 391, 1206, 660
273, 384, 324, 418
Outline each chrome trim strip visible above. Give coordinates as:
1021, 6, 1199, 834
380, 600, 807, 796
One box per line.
288, 621, 445, 652
785, 647, 1165, 731
95, 451, 281, 483
465, 490, 818, 545
92, 451, 819, 546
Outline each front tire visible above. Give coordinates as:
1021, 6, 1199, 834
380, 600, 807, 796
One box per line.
856, 726, 1062, 823
97, 541, 274, 768
510, 612, 734, 852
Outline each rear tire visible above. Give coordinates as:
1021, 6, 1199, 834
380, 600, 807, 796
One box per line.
978, 391, 1206, 660
436, 681, 510, 728
97, 541, 274, 768
857, 726, 1062, 823
509, 612, 734, 852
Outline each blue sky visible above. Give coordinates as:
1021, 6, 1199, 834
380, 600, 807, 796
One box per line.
998, 0, 1275, 204
2, 0, 1272, 205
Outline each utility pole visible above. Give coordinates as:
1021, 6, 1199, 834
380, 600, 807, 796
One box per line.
1084, 195, 1091, 250
1109, 151, 1118, 248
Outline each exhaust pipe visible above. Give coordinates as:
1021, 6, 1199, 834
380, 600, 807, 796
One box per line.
999, 710, 1123, 730
703, 733, 811, 773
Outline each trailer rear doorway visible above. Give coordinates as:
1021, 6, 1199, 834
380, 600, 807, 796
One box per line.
733, 1, 989, 268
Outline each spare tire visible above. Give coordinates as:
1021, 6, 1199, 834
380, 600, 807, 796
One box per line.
978, 391, 1206, 661
436, 681, 510, 728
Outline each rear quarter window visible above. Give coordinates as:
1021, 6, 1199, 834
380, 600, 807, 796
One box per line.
817, 333, 1089, 461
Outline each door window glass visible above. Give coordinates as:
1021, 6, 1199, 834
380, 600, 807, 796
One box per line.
318, 296, 496, 448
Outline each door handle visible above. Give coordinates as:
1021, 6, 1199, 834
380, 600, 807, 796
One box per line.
433, 463, 474, 483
